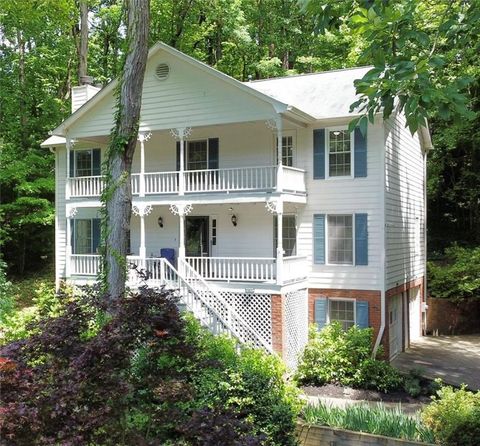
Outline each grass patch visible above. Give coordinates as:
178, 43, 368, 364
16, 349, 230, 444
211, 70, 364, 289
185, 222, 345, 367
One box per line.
302, 402, 435, 443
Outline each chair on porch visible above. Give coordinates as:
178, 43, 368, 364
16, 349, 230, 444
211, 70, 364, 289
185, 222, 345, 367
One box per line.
160, 248, 176, 267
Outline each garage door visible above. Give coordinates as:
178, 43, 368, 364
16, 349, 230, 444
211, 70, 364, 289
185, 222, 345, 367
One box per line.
409, 287, 422, 341
389, 294, 403, 359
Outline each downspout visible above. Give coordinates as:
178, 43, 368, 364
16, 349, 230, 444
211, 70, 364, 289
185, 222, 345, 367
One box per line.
373, 120, 387, 357
419, 124, 432, 335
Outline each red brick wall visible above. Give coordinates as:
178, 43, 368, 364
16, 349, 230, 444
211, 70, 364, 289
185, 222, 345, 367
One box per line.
271, 294, 285, 357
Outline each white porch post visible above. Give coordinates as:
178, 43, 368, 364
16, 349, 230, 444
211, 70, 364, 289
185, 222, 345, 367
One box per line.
132, 204, 153, 260
138, 132, 151, 197
276, 200, 284, 285
170, 127, 191, 196
65, 207, 76, 278
169, 203, 193, 274
275, 116, 283, 193
66, 137, 73, 199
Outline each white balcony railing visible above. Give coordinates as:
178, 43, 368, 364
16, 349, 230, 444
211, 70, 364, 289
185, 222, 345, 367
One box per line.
283, 255, 308, 284
69, 254, 307, 285
185, 257, 276, 282
67, 165, 305, 198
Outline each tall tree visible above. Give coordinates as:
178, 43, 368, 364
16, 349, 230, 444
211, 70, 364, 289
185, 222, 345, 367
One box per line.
102, 0, 150, 301
78, 0, 89, 82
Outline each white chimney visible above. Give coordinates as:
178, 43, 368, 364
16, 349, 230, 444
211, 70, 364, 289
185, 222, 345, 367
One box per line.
71, 83, 101, 113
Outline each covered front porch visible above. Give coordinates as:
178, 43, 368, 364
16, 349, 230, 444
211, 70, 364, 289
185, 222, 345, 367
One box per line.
66, 201, 308, 286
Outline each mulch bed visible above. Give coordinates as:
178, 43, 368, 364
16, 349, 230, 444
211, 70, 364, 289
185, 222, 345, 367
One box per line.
302, 383, 431, 404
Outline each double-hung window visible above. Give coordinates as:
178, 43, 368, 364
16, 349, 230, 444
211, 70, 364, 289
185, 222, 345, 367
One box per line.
327, 215, 353, 264
72, 218, 101, 254
328, 129, 352, 177
273, 215, 297, 256
187, 140, 208, 171
276, 135, 294, 167
329, 299, 355, 330
71, 148, 101, 177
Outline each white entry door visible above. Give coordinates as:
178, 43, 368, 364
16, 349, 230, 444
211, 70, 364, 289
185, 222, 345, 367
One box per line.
409, 287, 422, 342
389, 294, 403, 359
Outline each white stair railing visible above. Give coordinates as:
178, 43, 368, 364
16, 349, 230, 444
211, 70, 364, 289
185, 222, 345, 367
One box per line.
159, 258, 272, 352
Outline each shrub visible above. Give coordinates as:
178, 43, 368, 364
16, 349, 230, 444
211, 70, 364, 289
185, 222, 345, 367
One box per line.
302, 402, 435, 443
422, 384, 480, 446
0, 286, 299, 445
428, 245, 480, 301
295, 322, 403, 393
0, 259, 14, 325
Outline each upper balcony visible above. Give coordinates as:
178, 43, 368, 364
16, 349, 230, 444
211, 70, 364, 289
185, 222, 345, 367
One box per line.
67, 164, 306, 201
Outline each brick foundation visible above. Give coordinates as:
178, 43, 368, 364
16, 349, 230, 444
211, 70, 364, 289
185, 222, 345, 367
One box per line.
271, 294, 285, 356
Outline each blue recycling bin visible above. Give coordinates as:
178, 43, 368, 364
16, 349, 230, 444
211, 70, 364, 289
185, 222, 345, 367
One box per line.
160, 248, 176, 266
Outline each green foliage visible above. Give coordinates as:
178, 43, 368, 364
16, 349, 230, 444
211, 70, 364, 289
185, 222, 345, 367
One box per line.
302, 402, 435, 443
428, 245, 480, 300
295, 322, 403, 393
0, 259, 14, 324
0, 282, 61, 345
422, 384, 480, 446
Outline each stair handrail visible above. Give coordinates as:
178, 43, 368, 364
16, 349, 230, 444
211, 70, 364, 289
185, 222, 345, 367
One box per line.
175, 258, 273, 352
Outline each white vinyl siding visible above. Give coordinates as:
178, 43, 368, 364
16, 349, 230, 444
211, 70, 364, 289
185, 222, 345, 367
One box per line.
67, 51, 278, 138
296, 120, 384, 290
384, 113, 426, 289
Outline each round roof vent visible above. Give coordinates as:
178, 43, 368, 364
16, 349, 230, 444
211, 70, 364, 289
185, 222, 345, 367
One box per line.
155, 63, 170, 80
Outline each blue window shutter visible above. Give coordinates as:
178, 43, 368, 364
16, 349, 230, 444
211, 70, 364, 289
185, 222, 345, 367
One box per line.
92, 219, 101, 253
356, 301, 369, 328
313, 214, 325, 264
313, 129, 325, 179
92, 149, 101, 176
355, 213, 368, 265
69, 150, 75, 177
208, 138, 219, 170
354, 127, 367, 178
314, 298, 328, 330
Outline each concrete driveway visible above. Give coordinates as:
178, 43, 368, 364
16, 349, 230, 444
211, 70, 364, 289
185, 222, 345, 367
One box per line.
392, 335, 480, 390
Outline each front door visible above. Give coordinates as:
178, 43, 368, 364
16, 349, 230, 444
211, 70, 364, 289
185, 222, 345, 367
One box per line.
185, 216, 209, 257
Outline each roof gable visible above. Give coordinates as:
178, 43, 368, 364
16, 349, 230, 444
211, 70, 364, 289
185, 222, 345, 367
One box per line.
55, 42, 304, 138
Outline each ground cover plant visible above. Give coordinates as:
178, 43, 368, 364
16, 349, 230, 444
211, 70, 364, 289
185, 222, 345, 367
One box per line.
295, 322, 404, 393
0, 285, 300, 445
421, 384, 480, 446
301, 402, 435, 443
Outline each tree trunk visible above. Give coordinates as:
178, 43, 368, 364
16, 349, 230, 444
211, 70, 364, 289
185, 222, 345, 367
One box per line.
78, 0, 89, 82
102, 0, 150, 302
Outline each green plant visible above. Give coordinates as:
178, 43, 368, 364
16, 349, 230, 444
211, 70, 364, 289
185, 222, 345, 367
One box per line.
428, 245, 480, 301
302, 402, 435, 443
422, 384, 480, 446
0, 259, 14, 325
295, 322, 403, 393
356, 358, 403, 393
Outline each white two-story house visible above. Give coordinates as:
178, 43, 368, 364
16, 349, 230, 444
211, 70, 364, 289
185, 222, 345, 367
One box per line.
42, 42, 431, 367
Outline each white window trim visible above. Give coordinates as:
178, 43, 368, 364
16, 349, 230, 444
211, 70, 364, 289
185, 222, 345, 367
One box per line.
273, 130, 297, 167
326, 297, 357, 326
273, 213, 298, 257
325, 213, 356, 266
325, 126, 354, 180
72, 218, 97, 254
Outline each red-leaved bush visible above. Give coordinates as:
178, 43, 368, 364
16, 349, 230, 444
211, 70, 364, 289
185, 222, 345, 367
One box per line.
0, 286, 266, 445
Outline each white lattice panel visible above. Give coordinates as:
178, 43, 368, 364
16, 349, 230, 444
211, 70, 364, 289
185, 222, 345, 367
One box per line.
220, 291, 272, 349
285, 289, 309, 369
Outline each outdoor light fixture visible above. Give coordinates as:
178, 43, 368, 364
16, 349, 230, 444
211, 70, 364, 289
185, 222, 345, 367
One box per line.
231, 214, 238, 227
157, 216, 164, 228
